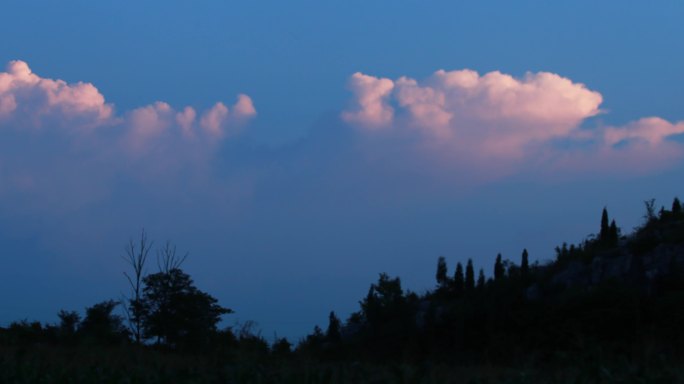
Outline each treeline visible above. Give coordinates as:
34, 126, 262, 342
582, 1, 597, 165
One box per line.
297, 197, 684, 364
0, 232, 263, 356
2, 197, 684, 368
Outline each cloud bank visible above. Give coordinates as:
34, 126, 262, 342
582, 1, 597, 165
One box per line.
0, 60, 256, 215
0, 60, 255, 140
342, 69, 684, 174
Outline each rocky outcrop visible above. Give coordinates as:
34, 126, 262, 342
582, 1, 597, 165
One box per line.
544, 237, 684, 295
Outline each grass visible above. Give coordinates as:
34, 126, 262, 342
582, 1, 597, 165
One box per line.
2, 344, 684, 383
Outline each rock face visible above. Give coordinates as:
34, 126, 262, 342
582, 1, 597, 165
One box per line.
544, 220, 684, 295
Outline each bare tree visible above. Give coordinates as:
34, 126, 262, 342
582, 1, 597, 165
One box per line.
157, 241, 187, 274
123, 229, 153, 344
644, 198, 657, 223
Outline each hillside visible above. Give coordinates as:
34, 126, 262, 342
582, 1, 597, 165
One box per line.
297, 198, 684, 371
2, 198, 684, 383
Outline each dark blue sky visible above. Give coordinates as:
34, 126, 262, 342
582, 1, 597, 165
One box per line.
1, 1, 683, 341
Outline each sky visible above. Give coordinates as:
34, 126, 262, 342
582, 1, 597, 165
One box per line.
1, 1, 683, 342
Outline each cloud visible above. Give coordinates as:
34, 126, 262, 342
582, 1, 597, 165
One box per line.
0, 60, 256, 142
341, 69, 684, 175
200, 102, 229, 137
343, 69, 604, 157
196, 95, 256, 138
176, 106, 197, 137
341, 72, 394, 128
126, 101, 174, 150
233, 94, 257, 120
0, 60, 113, 129
604, 117, 684, 146
0, 60, 257, 214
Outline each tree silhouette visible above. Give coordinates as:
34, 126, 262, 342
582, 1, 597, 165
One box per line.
435, 256, 448, 288
272, 337, 292, 355
673, 197, 682, 216
494, 253, 505, 281
644, 199, 657, 223
477, 268, 486, 289
520, 249, 529, 278
156, 241, 187, 274
326, 311, 341, 343
453, 262, 464, 294
140, 268, 231, 349
465, 259, 475, 291
123, 229, 152, 344
609, 219, 619, 245
79, 300, 128, 345
601, 207, 610, 239
57, 310, 80, 343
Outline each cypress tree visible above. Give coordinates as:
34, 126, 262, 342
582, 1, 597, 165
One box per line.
435, 256, 448, 288
465, 259, 475, 291
494, 253, 505, 281
477, 268, 486, 289
454, 262, 464, 294
609, 220, 619, 245
673, 197, 682, 216
326, 311, 341, 342
600, 207, 610, 242
521, 249, 529, 277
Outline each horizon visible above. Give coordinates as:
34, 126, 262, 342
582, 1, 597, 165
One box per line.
1, 1, 683, 342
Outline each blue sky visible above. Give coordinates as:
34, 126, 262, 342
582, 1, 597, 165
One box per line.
1, 1, 683, 341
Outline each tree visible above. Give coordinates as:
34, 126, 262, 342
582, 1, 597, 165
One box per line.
494, 253, 505, 281
609, 219, 619, 245
435, 256, 448, 288
465, 259, 475, 291
644, 199, 657, 223
272, 337, 292, 355
140, 268, 232, 349
57, 310, 80, 343
477, 268, 486, 289
453, 262, 464, 294
79, 300, 128, 345
326, 311, 341, 342
600, 207, 610, 241
156, 241, 187, 274
123, 229, 152, 344
520, 249, 529, 278
58, 310, 80, 334
673, 197, 682, 216
359, 273, 414, 331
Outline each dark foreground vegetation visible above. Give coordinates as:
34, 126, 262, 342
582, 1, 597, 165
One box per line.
2, 197, 684, 383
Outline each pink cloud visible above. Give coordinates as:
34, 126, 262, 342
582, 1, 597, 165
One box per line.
343, 69, 603, 156
233, 94, 257, 119
342, 69, 684, 175
341, 72, 395, 128
0, 59, 258, 213
200, 102, 229, 137
126, 101, 174, 151
0, 59, 257, 156
604, 117, 684, 146
176, 106, 197, 137
0, 60, 113, 128
0, 60, 257, 144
